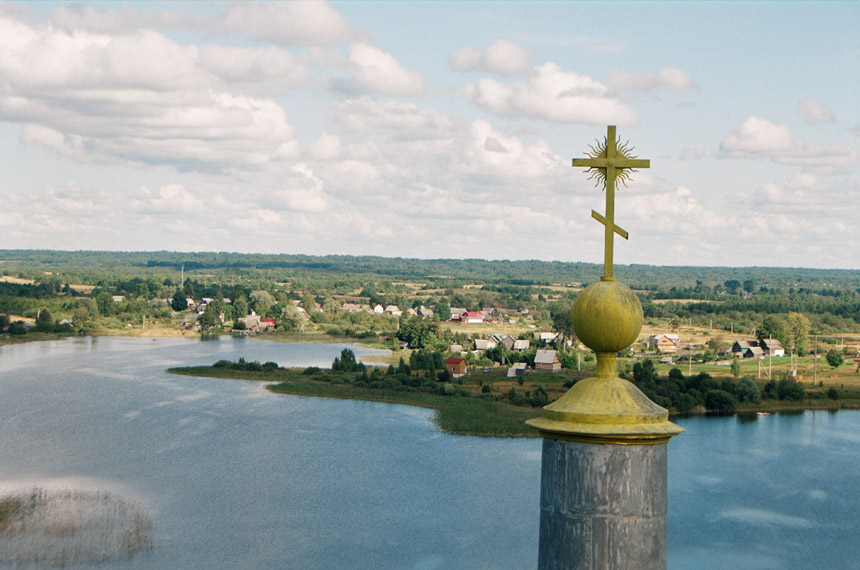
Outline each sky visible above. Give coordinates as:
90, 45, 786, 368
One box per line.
0, 1, 858, 269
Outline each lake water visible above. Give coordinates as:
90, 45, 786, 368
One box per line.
0, 336, 858, 569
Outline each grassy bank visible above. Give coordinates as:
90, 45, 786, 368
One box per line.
169, 360, 860, 438
169, 365, 540, 436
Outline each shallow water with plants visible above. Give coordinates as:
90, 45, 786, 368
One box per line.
0, 337, 858, 568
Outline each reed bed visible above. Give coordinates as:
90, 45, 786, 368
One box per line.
0, 488, 153, 566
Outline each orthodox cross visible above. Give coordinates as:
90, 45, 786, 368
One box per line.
572, 125, 649, 278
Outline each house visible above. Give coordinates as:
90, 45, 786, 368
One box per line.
417, 305, 434, 319
384, 305, 402, 316
534, 332, 559, 343
449, 344, 464, 354
445, 357, 468, 378
261, 318, 276, 330
731, 340, 757, 357
238, 314, 261, 331
473, 339, 497, 352
449, 307, 467, 321
744, 346, 765, 359
760, 339, 785, 357
649, 334, 680, 352
512, 339, 530, 352
534, 349, 561, 371
373, 304, 384, 314
507, 362, 528, 377
464, 311, 484, 324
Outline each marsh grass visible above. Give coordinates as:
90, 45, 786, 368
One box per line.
0, 488, 153, 566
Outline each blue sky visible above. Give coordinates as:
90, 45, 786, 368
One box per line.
1, 1, 857, 269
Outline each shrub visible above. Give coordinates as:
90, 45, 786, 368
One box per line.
705, 389, 738, 412
735, 377, 761, 403
825, 349, 844, 369
777, 378, 805, 401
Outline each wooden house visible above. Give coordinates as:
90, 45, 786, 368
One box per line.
534, 349, 561, 371
445, 357, 468, 378
649, 334, 680, 352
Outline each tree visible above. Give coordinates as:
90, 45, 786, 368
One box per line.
171, 291, 188, 312
786, 312, 811, 355
825, 349, 844, 369
332, 348, 361, 373
724, 280, 741, 295
198, 303, 220, 329
232, 296, 249, 319
777, 377, 805, 401
434, 301, 451, 321
397, 316, 438, 349
757, 316, 786, 345
730, 358, 742, 378
735, 377, 761, 403
277, 303, 306, 332
300, 292, 316, 312
97, 291, 117, 316
35, 308, 54, 332
250, 290, 276, 316
549, 303, 574, 340
705, 389, 737, 412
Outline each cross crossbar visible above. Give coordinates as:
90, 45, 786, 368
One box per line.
572, 125, 649, 278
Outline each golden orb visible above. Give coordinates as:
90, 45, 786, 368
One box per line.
572, 277, 643, 353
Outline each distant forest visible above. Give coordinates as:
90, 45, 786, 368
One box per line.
1, 250, 858, 339
1, 249, 857, 291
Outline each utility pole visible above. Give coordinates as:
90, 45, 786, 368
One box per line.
813, 335, 818, 385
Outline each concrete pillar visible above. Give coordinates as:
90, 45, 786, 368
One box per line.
537, 438, 667, 570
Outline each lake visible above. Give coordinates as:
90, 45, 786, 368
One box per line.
0, 336, 858, 569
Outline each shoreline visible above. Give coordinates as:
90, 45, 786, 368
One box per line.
168, 365, 860, 438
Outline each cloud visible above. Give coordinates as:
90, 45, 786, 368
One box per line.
720, 116, 857, 168
450, 40, 535, 75
196, 45, 308, 89
606, 67, 696, 92
269, 164, 331, 213
797, 98, 835, 124
0, 14, 301, 171
466, 62, 637, 125
334, 97, 455, 138
461, 120, 562, 178
346, 44, 424, 96
133, 184, 204, 214
219, 1, 360, 46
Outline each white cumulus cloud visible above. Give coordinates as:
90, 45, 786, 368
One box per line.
450, 40, 535, 75
347, 44, 424, 96
219, 1, 360, 46
0, 14, 301, 171
797, 98, 835, 124
721, 116, 856, 168
466, 62, 637, 125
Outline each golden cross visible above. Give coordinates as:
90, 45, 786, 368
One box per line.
572, 125, 649, 278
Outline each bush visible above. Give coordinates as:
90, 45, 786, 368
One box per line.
825, 349, 844, 369
735, 377, 761, 403
705, 389, 738, 412
777, 378, 805, 401
827, 387, 840, 400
